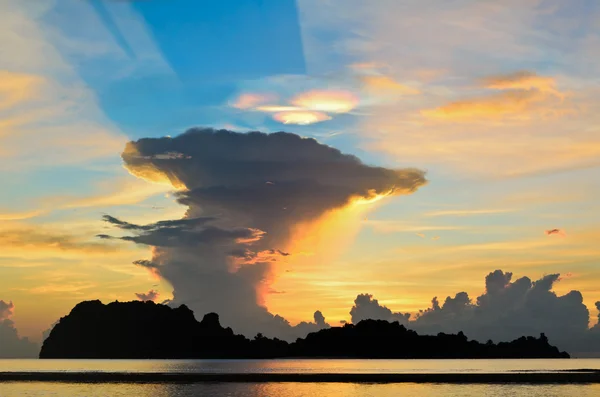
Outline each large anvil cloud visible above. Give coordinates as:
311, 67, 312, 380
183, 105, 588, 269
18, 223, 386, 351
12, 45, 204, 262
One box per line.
110, 128, 426, 339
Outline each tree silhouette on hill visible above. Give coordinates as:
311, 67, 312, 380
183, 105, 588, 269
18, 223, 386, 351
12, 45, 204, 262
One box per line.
40, 301, 569, 359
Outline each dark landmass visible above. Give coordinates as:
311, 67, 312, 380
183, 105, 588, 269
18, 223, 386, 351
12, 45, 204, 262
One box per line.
40, 300, 569, 359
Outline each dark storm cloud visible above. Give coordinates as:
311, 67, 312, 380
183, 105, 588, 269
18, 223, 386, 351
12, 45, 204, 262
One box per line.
350, 294, 411, 324
107, 128, 426, 340
413, 270, 590, 348
0, 300, 14, 320
135, 290, 159, 302
353, 270, 594, 352
123, 128, 425, 196
100, 215, 264, 248
0, 300, 38, 358
293, 310, 331, 336
314, 310, 327, 327
101, 215, 215, 231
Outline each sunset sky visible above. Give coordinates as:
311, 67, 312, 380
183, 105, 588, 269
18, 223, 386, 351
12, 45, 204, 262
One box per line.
1, 0, 600, 350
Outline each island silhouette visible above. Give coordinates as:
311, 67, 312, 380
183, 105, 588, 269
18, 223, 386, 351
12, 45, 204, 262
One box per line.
40, 300, 569, 359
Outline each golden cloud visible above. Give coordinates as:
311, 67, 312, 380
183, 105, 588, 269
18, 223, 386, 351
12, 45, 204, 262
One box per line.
290, 90, 359, 113
272, 110, 332, 125
349, 62, 388, 71
361, 75, 420, 95
0, 5, 130, 169
483, 71, 564, 99
0, 225, 124, 260
0, 69, 127, 169
122, 143, 186, 188
421, 71, 567, 121
0, 71, 43, 111
421, 90, 546, 121
424, 208, 516, 217
0, 175, 173, 225
0, 210, 45, 221
28, 282, 97, 295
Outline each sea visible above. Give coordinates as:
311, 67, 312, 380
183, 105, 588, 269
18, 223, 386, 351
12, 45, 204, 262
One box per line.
1, 359, 600, 396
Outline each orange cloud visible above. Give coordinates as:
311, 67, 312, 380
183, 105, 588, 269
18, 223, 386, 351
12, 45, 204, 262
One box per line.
421, 71, 568, 122
0, 69, 127, 169
483, 71, 564, 99
122, 143, 186, 188
0, 71, 43, 111
361, 75, 420, 95
28, 282, 96, 295
0, 175, 173, 224
421, 90, 545, 121
230, 93, 276, 109
0, 225, 124, 260
425, 208, 516, 217
135, 289, 159, 302
545, 228, 567, 237
290, 90, 359, 113
235, 228, 266, 244
272, 110, 332, 125
0, 210, 45, 221
350, 189, 394, 206
229, 249, 290, 274
349, 62, 388, 71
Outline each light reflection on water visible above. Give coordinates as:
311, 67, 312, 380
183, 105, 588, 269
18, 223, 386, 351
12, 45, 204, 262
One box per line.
1, 358, 600, 374
2, 383, 600, 397
3, 360, 600, 396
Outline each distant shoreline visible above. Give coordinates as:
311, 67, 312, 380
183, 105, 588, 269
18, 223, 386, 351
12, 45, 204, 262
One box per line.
3, 371, 600, 384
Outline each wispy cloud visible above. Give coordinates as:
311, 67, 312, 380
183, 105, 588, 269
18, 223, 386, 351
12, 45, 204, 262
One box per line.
0, 176, 172, 222
421, 72, 568, 122
230, 93, 277, 109
483, 71, 564, 99
229, 68, 417, 125
0, 4, 127, 170
57, 177, 171, 210
0, 225, 122, 260
360, 75, 420, 96
424, 209, 516, 217
0, 210, 45, 221
298, 0, 600, 177
366, 220, 466, 233
27, 282, 97, 295
229, 88, 358, 125
450, 239, 558, 252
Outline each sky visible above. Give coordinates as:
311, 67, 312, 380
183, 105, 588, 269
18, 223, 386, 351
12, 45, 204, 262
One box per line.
1, 0, 600, 355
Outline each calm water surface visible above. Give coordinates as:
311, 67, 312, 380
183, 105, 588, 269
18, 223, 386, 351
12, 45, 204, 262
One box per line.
2, 382, 600, 397
1, 358, 600, 373
2, 359, 600, 396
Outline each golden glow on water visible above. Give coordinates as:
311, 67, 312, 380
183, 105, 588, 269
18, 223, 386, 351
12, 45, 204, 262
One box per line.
3, 382, 600, 397
3, 358, 600, 374
3, 359, 600, 397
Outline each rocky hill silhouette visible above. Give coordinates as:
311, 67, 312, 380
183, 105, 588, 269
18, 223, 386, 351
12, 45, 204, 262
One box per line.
40, 301, 569, 359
